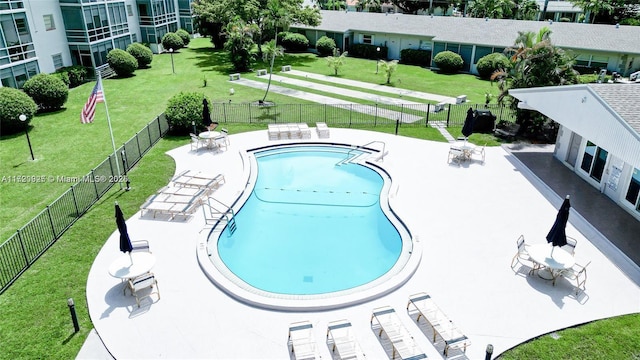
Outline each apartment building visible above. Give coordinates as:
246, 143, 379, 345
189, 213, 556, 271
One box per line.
0, 0, 193, 89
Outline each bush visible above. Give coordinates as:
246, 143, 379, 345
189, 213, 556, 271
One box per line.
400, 49, 431, 66
165, 92, 210, 135
316, 36, 336, 57
22, 73, 69, 111
476, 53, 511, 79
348, 44, 387, 60
127, 43, 153, 68
55, 65, 88, 88
279, 32, 309, 52
107, 49, 138, 77
176, 29, 191, 47
162, 32, 184, 51
0, 87, 38, 135
433, 50, 463, 73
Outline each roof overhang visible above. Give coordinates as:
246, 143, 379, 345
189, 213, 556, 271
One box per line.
510, 85, 640, 168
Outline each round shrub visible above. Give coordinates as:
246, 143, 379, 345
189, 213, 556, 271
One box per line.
127, 43, 153, 68
55, 65, 87, 88
316, 36, 336, 57
176, 29, 191, 47
280, 32, 309, 52
165, 92, 210, 135
476, 53, 511, 79
107, 49, 138, 77
162, 32, 184, 51
0, 87, 38, 135
433, 51, 464, 74
22, 73, 69, 111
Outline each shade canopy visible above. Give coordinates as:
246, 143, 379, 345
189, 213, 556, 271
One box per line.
546, 195, 571, 248
116, 203, 133, 254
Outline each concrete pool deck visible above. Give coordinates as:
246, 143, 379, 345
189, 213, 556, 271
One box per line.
82, 128, 640, 359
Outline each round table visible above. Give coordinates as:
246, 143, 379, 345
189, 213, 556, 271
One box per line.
528, 243, 575, 281
108, 252, 156, 280
199, 131, 221, 149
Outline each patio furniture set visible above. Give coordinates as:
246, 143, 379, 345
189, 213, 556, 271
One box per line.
190, 128, 230, 151
108, 242, 160, 308
447, 140, 485, 165
511, 234, 590, 294
288, 293, 472, 360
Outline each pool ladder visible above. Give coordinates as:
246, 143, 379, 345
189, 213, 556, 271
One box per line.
204, 197, 237, 235
336, 141, 387, 166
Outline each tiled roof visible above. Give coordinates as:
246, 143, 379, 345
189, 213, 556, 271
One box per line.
294, 11, 640, 53
589, 84, 640, 133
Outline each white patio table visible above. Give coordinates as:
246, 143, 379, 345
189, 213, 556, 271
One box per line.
528, 243, 575, 282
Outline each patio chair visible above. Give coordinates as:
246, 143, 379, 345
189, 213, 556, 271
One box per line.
288, 321, 320, 360
326, 320, 365, 359
190, 133, 204, 151
447, 146, 465, 165
559, 261, 591, 294
220, 128, 230, 145
127, 272, 160, 307
471, 144, 486, 163
561, 236, 577, 255
510, 235, 538, 274
131, 240, 151, 253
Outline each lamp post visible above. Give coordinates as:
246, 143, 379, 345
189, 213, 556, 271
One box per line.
19, 114, 35, 161
376, 47, 381, 74
485, 344, 494, 360
169, 48, 175, 74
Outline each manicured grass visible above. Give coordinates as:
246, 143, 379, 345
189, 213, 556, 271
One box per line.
0, 37, 637, 359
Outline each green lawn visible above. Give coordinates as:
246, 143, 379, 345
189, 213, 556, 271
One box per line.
0, 37, 637, 359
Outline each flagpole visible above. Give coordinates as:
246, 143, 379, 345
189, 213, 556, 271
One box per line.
98, 71, 123, 190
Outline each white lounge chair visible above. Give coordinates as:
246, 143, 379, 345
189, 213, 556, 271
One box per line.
316, 122, 330, 138
371, 306, 426, 360
326, 320, 365, 360
171, 170, 225, 190
288, 321, 320, 360
299, 123, 312, 139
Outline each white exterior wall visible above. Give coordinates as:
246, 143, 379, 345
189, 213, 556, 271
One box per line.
125, 0, 141, 43
24, 1, 69, 74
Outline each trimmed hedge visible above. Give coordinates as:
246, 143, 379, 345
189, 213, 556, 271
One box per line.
176, 29, 191, 46
400, 49, 431, 66
54, 65, 88, 88
0, 87, 38, 135
279, 32, 309, 52
476, 53, 511, 79
165, 92, 210, 135
162, 32, 184, 51
107, 49, 138, 77
316, 36, 336, 57
349, 44, 387, 60
433, 51, 463, 73
127, 43, 153, 68
22, 73, 69, 111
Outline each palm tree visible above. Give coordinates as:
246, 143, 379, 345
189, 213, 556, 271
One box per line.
515, 0, 539, 20
379, 60, 399, 84
326, 49, 348, 75
570, 0, 615, 23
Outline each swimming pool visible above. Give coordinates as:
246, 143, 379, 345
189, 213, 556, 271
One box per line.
200, 144, 419, 309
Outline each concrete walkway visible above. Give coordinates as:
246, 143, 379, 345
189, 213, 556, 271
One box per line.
285, 70, 458, 104
79, 128, 640, 360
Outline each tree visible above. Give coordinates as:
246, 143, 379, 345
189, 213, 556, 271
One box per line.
0, 87, 37, 135
326, 49, 348, 75
165, 92, 210, 135
491, 28, 579, 136
224, 17, 258, 72
570, 0, 615, 23
379, 60, 399, 84
357, 0, 382, 12
390, 0, 431, 14
515, 0, 539, 20
261, 38, 285, 101
467, 0, 516, 18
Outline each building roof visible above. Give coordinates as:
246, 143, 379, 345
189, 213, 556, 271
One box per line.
293, 11, 640, 54
589, 84, 640, 133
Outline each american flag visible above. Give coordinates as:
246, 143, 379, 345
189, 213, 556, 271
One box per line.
81, 76, 104, 124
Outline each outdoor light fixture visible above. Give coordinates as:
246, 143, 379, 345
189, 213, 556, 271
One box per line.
67, 298, 80, 332
169, 48, 175, 74
485, 344, 494, 360
376, 47, 381, 74
19, 114, 35, 161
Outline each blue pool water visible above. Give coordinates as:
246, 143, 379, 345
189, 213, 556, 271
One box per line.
217, 146, 402, 295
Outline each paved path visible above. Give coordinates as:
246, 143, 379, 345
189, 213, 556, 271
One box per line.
232, 78, 425, 123
286, 69, 458, 104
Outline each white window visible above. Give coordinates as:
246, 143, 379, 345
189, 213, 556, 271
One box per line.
131, 33, 137, 43
52, 53, 63, 70
43, 14, 55, 31
127, 4, 133, 16
362, 34, 374, 45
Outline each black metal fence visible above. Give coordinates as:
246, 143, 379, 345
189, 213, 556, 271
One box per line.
0, 114, 169, 294
210, 102, 516, 128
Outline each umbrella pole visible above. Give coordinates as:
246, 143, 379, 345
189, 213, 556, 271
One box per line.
128, 251, 133, 265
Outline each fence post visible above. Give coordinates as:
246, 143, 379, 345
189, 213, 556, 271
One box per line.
400, 104, 404, 124
223, 102, 227, 123
375, 103, 378, 126
91, 169, 99, 198
70, 185, 80, 217
395, 118, 400, 135
16, 230, 30, 266
426, 104, 430, 127
324, 104, 327, 123
446, 104, 452, 127
349, 104, 353, 127
499, 104, 504, 121
135, 133, 142, 159
46, 205, 57, 239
